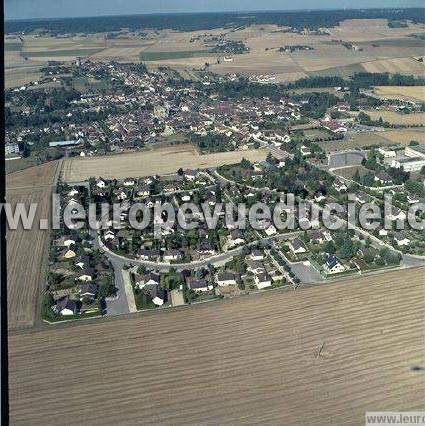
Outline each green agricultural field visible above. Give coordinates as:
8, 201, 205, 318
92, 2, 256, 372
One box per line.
303, 128, 334, 141
5, 42, 22, 52
318, 132, 394, 152
6, 157, 39, 174
21, 48, 104, 58
140, 50, 215, 61
311, 63, 366, 78
72, 76, 111, 91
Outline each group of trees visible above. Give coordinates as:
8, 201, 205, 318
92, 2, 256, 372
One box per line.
7, 8, 423, 34
287, 72, 425, 91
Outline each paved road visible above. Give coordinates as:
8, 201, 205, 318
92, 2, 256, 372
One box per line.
97, 229, 302, 272
105, 259, 131, 316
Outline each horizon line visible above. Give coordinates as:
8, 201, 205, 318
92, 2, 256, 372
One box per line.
5, 6, 424, 23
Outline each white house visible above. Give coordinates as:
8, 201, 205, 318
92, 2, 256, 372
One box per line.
250, 250, 265, 261
323, 255, 345, 275
288, 238, 307, 254
300, 145, 312, 157
216, 272, 238, 287
104, 230, 116, 241
76, 268, 94, 282
264, 224, 277, 236
184, 169, 198, 181
144, 284, 165, 306
407, 194, 420, 204
163, 250, 183, 262
123, 177, 136, 186
394, 233, 410, 246
274, 132, 291, 143
227, 231, 245, 247
333, 180, 347, 192
254, 272, 272, 290
56, 298, 77, 316
95, 178, 107, 188
134, 272, 160, 289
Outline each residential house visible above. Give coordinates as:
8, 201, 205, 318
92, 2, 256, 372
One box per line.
104, 230, 116, 241
55, 298, 77, 316
357, 247, 377, 259
264, 224, 277, 236
254, 272, 272, 290
333, 179, 347, 192
184, 169, 199, 181
163, 249, 183, 262
274, 132, 291, 143
123, 177, 137, 187
216, 272, 239, 287
135, 185, 150, 198
76, 268, 95, 282
186, 278, 213, 292
394, 233, 410, 246
138, 249, 161, 261
134, 272, 161, 289
250, 250, 265, 261
288, 238, 307, 255
144, 284, 165, 306
323, 255, 345, 274
374, 172, 393, 186
75, 255, 90, 269
300, 145, 312, 157
376, 225, 389, 237
79, 283, 98, 301
95, 178, 107, 188
61, 247, 76, 259
199, 242, 216, 258
390, 208, 406, 221
310, 230, 332, 244
56, 235, 76, 247
248, 262, 266, 275
356, 193, 368, 204
407, 194, 420, 204
228, 230, 245, 247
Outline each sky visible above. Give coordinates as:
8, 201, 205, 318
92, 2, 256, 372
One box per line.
5, 0, 423, 20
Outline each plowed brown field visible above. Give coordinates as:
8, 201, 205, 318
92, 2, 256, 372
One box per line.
6, 161, 58, 330
9, 267, 425, 424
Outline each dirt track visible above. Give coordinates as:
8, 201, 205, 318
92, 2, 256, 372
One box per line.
9, 267, 425, 424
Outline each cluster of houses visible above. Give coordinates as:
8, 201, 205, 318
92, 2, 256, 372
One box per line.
6, 59, 325, 162
48, 184, 112, 317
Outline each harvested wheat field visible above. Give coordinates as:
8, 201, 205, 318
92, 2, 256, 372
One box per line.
319, 132, 391, 152
362, 57, 424, 76
9, 268, 425, 424
381, 129, 425, 145
62, 145, 268, 182
6, 161, 58, 190
365, 110, 425, 126
6, 162, 59, 330
366, 86, 425, 103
